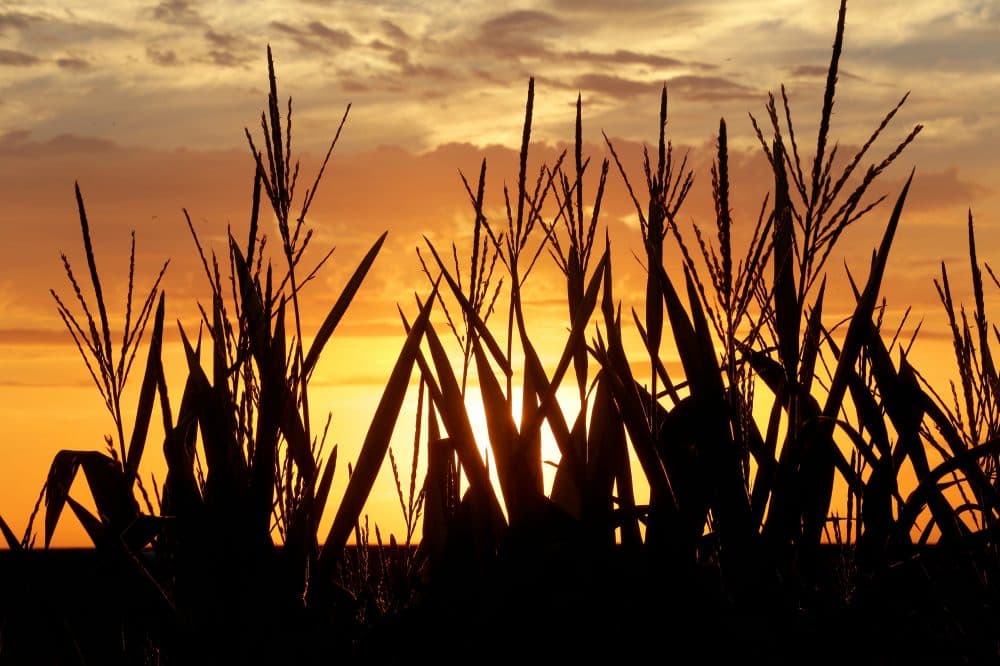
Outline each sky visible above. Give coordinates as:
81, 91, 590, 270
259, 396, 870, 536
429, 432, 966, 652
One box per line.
0, 0, 997, 546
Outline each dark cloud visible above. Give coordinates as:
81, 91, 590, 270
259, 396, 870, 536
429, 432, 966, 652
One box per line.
550, 0, 692, 9
207, 49, 247, 67
476, 10, 563, 58
206, 29, 240, 49
859, 14, 998, 73
146, 46, 179, 66
369, 40, 454, 81
0, 11, 37, 32
270, 20, 355, 53
547, 0, 705, 26
370, 38, 404, 58
203, 30, 250, 67
0, 131, 116, 156
0, 329, 74, 345
0, 10, 128, 47
791, 64, 862, 81
564, 73, 757, 102
480, 9, 562, 34
665, 75, 758, 102
380, 20, 410, 44
906, 167, 991, 212
565, 49, 685, 69
151, 0, 203, 27
307, 21, 353, 47
572, 73, 658, 98
0, 49, 39, 66
56, 57, 90, 71
341, 79, 369, 93
386, 47, 408, 67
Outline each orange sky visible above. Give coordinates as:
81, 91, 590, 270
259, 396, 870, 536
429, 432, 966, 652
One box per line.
0, 1, 997, 546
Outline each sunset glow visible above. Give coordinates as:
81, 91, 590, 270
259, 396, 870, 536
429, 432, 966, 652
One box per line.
0, 0, 996, 550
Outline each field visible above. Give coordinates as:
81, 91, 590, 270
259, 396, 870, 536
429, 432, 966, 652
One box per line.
2, 1, 999, 663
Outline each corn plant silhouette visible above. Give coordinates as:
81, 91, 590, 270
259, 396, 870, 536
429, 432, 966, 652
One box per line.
12, 46, 441, 664
4, 1, 1000, 664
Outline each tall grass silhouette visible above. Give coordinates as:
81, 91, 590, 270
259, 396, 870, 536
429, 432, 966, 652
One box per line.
2, 1, 999, 663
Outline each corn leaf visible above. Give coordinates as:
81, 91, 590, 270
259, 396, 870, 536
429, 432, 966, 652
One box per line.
423, 315, 505, 529
44, 451, 137, 549
0, 513, 22, 550
423, 237, 512, 377
319, 284, 437, 566
303, 231, 388, 379
772, 140, 799, 380
126, 292, 166, 487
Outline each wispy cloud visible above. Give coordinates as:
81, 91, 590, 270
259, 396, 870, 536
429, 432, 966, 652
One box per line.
0, 49, 39, 66
150, 0, 203, 27
270, 20, 355, 53
0, 11, 38, 32
790, 64, 863, 81
0, 0, 991, 177
55, 56, 90, 71
146, 46, 178, 66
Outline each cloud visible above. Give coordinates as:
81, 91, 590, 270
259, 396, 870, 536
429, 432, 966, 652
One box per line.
790, 64, 863, 81
307, 21, 354, 48
0, 49, 39, 66
380, 20, 411, 44
856, 10, 999, 74
207, 50, 246, 67
549, 0, 696, 10
0, 328, 74, 345
270, 20, 355, 53
565, 49, 685, 69
480, 9, 563, 34
146, 46, 179, 66
0, 11, 37, 32
664, 75, 758, 102
906, 167, 991, 212
546, 0, 706, 27
565, 72, 756, 103
0, 131, 116, 156
571, 73, 658, 99
205, 29, 240, 51
56, 57, 90, 71
202, 30, 251, 67
150, 0, 203, 27
476, 10, 563, 58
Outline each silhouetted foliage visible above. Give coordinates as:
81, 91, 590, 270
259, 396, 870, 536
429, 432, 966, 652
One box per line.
3, 2, 1000, 663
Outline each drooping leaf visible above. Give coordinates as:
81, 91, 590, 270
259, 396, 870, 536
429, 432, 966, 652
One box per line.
821, 171, 913, 423
0, 513, 22, 551
423, 315, 505, 529
594, 295, 675, 509
66, 496, 105, 547
178, 323, 247, 501
423, 237, 512, 377
318, 283, 437, 567
44, 451, 138, 549
472, 335, 533, 520
230, 240, 270, 366
519, 250, 608, 453
303, 231, 388, 379
161, 368, 203, 518
312, 446, 338, 535
895, 437, 1000, 541
793, 171, 915, 543
126, 292, 166, 487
